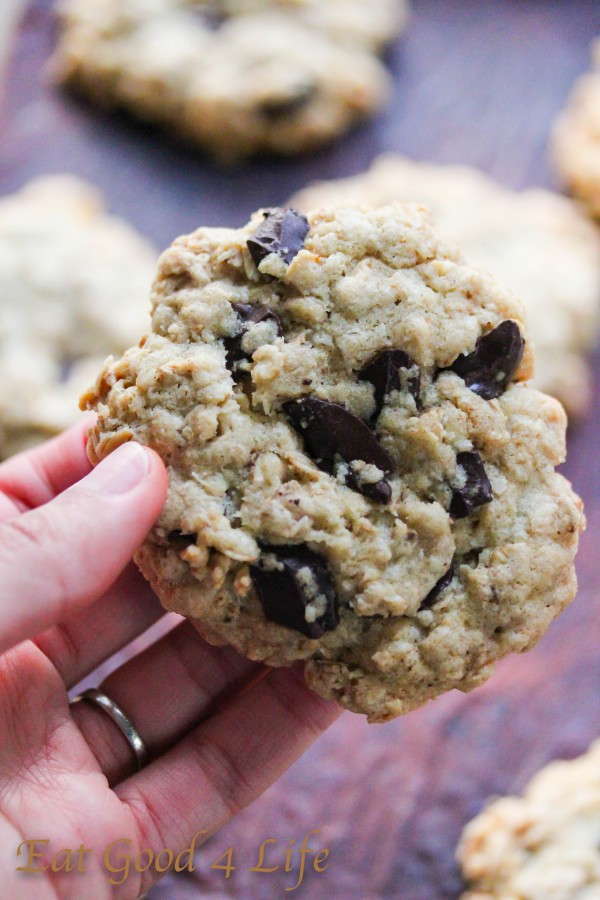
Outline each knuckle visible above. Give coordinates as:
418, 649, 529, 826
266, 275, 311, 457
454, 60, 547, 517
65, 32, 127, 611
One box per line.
0, 510, 74, 611
33, 621, 81, 685
191, 733, 252, 818
2, 508, 55, 552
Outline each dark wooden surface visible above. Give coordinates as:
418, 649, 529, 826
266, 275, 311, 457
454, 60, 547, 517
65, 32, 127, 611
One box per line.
2, 2, 600, 898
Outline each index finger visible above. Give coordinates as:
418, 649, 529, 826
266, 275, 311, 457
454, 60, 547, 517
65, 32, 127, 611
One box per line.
0, 416, 94, 521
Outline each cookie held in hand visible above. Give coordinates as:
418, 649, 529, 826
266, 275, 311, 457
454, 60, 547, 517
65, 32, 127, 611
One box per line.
82, 203, 584, 722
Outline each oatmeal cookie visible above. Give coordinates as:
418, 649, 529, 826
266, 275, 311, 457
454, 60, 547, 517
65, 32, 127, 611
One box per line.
0, 175, 155, 458
291, 155, 600, 417
553, 40, 600, 217
458, 740, 600, 899
82, 204, 583, 722
52, 0, 407, 161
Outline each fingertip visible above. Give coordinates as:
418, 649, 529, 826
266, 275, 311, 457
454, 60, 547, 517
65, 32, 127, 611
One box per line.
125, 445, 169, 519
61, 414, 98, 472
0, 436, 167, 652
144, 445, 169, 489
84, 442, 168, 534
83, 440, 166, 504
142, 445, 169, 510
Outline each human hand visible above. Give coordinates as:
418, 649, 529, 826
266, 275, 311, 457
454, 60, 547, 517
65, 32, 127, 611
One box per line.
0, 420, 341, 898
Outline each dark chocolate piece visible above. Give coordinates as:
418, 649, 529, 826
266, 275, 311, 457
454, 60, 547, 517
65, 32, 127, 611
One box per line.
224, 302, 282, 369
251, 544, 339, 638
167, 530, 197, 548
449, 320, 525, 400
247, 208, 310, 269
284, 397, 394, 504
359, 349, 421, 418
450, 451, 493, 519
419, 563, 455, 611
260, 84, 317, 120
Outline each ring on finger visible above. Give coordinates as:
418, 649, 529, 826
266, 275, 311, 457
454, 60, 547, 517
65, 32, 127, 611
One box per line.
71, 687, 150, 771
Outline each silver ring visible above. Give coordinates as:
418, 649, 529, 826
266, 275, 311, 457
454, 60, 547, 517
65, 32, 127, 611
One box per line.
71, 688, 150, 771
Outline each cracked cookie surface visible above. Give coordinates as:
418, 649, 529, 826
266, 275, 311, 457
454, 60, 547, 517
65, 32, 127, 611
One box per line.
458, 740, 600, 899
0, 176, 155, 458
291, 155, 600, 417
53, 0, 407, 161
83, 204, 584, 722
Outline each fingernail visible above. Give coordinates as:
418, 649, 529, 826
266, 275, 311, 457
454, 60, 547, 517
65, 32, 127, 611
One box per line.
86, 442, 150, 495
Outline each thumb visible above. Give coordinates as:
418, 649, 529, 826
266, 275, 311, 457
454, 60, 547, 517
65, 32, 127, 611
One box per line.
0, 441, 168, 655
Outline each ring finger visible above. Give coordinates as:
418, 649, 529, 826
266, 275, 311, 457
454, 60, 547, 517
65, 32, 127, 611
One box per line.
70, 621, 264, 786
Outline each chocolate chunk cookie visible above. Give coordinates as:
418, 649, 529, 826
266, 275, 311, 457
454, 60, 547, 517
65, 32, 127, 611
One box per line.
82, 204, 584, 722
53, 0, 407, 161
458, 740, 600, 899
291, 155, 600, 417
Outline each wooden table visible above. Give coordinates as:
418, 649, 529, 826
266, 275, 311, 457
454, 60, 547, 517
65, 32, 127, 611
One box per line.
2, 2, 600, 897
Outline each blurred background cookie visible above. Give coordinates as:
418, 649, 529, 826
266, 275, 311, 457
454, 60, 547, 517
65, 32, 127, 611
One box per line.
0, 175, 155, 458
553, 40, 600, 217
458, 739, 600, 899
52, 0, 408, 161
206, 0, 407, 50
292, 155, 600, 417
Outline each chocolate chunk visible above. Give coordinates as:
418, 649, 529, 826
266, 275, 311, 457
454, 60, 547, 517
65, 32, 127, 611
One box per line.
247, 208, 310, 269
359, 349, 421, 419
346, 470, 392, 504
450, 451, 493, 519
419, 563, 454, 611
251, 544, 339, 638
260, 84, 317, 120
224, 302, 282, 370
284, 397, 394, 504
168, 530, 197, 548
449, 321, 525, 400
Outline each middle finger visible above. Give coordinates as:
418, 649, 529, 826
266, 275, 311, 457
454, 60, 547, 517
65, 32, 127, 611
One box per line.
70, 621, 263, 785
33, 563, 166, 687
